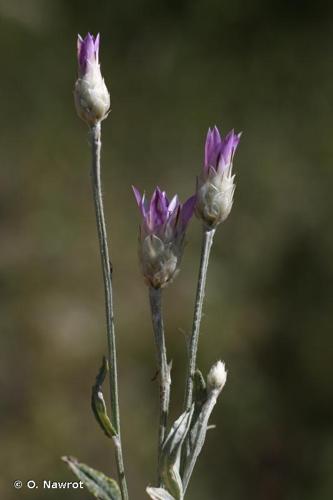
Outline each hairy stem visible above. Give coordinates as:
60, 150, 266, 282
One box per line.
184, 228, 216, 411
149, 286, 171, 485
90, 123, 129, 500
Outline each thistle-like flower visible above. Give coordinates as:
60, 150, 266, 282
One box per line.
195, 126, 241, 228
74, 33, 110, 125
133, 187, 196, 288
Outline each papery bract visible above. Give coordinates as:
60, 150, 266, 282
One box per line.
206, 360, 227, 391
133, 186, 195, 288
74, 33, 110, 125
196, 126, 241, 228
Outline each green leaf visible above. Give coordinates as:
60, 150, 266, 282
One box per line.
62, 456, 121, 500
146, 486, 176, 500
91, 357, 117, 438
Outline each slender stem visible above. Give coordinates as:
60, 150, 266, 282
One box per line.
184, 227, 216, 411
183, 388, 220, 492
149, 286, 171, 485
90, 123, 129, 500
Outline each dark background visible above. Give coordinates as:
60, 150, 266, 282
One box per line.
1, 0, 333, 499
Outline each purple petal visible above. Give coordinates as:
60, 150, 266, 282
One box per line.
149, 188, 167, 228
204, 128, 213, 169
141, 193, 148, 217
132, 185, 142, 206
132, 185, 148, 218
212, 126, 222, 148
156, 188, 168, 216
149, 189, 158, 227
133, 185, 193, 241
94, 33, 100, 61
223, 130, 241, 165
217, 130, 235, 170
168, 194, 179, 214
77, 33, 98, 75
77, 34, 83, 58
181, 195, 196, 227
204, 125, 223, 171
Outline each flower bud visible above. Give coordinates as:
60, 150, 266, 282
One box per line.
196, 126, 241, 228
74, 33, 110, 125
133, 186, 196, 288
207, 360, 227, 392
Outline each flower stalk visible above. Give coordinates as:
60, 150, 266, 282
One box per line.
149, 286, 171, 484
184, 125, 241, 411
90, 123, 129, 500
132, 187, 195, 486
183, 362, 226, 492
184, 227, 215, 411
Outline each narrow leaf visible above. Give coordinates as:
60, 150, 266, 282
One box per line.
193, 369, 207, 408
182, 388, 221, 492
160, 407, 194, 499
146, 486, 176, 500
91, 357, 117, 438
62, 456, 121, 500
180, 369, 207, 476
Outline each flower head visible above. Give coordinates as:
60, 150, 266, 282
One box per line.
196, 126, 241, 228
74, 33, 110, 125
207, 360, 227, 392
133, 186, 195, 288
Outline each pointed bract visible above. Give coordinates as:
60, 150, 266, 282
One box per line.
77, 33, 100, 76
132, 186, 195, 288
196, 125, 241, 228
207, 360, 227, 391
74, 33, 110, 125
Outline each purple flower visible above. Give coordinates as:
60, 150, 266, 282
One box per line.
77, 33, 100, 77
74, 33, 110, 125
204, 126, 241, 177
133, 186, 195, 288
196, 125, 241, 228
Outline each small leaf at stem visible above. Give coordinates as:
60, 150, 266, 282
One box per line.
182, 381, 225, 492
146, 486, 176, 500
160, 407, 194, 499
180, 369, 207, 476
193, 369, 207, 408
62, 456, 121, 500
91, 357, 117, 438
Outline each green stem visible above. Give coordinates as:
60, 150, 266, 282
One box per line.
149, 286, 171, 485
90, 123, 129, 500
184, 228, 216, 411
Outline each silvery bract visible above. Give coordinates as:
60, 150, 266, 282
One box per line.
196, 126, 241, 228
133, 187, 195, 288
74, 33, 110, 125
206, 360, 227, 391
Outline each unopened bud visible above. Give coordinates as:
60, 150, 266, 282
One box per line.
74, 33, 110, 126
196, 126, 241, 228
207, 360, 227, 392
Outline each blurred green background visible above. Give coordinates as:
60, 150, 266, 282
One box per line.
1, 0, 333, 499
